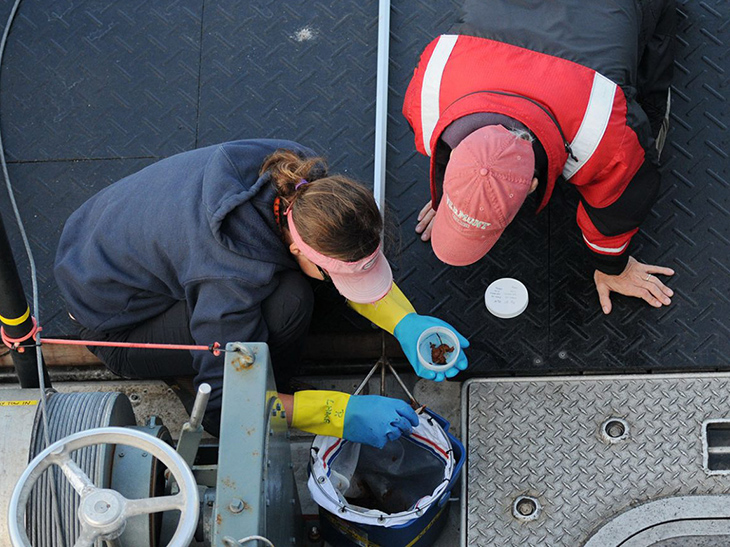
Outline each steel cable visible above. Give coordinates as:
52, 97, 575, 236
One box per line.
0, 1, 68, 544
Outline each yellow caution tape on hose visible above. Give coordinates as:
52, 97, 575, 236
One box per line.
0, 306, 30, 326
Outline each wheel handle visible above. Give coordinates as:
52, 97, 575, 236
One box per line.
8, 427, 199, 547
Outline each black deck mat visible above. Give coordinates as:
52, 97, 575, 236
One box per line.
1, 0, 201, 161
0, 0, 727, 376
1, 158, 156, 326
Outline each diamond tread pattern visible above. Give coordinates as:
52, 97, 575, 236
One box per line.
465, 375, 730, 546
0, 0, 727, 375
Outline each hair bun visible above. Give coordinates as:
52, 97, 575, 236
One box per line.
308, 162, 327, 182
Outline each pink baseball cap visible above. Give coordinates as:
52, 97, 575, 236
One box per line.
287, 208, 393, 303
431, 125, 535, 266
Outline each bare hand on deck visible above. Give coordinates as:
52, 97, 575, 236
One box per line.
594, 256, 674, 314
415, 200, 436, 241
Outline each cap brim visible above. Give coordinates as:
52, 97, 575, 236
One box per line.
330, 250, 394, 304
431, 199, 503, 266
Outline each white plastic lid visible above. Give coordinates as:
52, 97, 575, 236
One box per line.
485, 278, 529, 319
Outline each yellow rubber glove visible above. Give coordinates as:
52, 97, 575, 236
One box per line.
347, 282, 416, 334
350, 282, 470, 382
291, 390, 350, 438
291, 390, 419, 448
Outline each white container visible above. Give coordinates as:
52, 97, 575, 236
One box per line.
416, 326, 460, 372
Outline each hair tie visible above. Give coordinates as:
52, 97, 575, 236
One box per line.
295, 179, 309, 190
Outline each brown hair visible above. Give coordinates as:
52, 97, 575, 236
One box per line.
262, 149, 382, 262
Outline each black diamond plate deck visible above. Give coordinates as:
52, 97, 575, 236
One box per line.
1, 0, 201, 161
0, 0, 728, 376
0, 158, 155, 327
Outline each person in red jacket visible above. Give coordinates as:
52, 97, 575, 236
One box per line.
403, 0, 676, 314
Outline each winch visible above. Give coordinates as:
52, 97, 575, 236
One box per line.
1, 342, 301, 547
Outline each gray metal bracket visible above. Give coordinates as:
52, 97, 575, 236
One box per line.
211, 342, 300, 547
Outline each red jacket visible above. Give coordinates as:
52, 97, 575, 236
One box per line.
403, 34, 659, 274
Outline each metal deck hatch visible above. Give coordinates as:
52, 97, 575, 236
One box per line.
463, 373, 730, 547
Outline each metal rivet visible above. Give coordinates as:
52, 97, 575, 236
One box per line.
229, 499, 244, 513
308, 526, 321, 541
607, 421, 625, 438
512, 496, 541, 521
558, 350, 568, 359
318, 476, 326, 483
517, 498, 536, 516
118, 452, 124, 458
601, 418, 630, 443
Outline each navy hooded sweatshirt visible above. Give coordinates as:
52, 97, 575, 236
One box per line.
54, 139, 314, 425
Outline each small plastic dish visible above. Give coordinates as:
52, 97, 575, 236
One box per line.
416, 326, 460, 373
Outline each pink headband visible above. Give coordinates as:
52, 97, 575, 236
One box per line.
286, 206, 393, 303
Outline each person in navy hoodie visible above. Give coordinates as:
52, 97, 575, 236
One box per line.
55, 140, 469, 446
